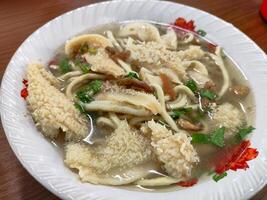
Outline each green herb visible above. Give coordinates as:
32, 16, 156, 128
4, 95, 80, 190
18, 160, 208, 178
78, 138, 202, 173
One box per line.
199, 89, 217, 100
80, 63, 91, 73
185, 79, 197, 93
191, 133, 210, 144
191, 127, 225, 147
74, 102, 86, 114
88, 46, 97, 55
235, 125, 255, 141
170, 107, 193, 119
76, 90, 93, 103
59, 58, 71, 73
79, 43, 97, 55
87, 80, 102, 93
210, 127, 225, 147
76, 80, 102, 103
79, 43, 89, 54
75, 59, 91, 73
212, 172, 227, 182
196, 29, 207, 37
126, 72, 139, 79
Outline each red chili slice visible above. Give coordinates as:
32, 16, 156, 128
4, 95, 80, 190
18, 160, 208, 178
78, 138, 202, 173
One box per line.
177, 179, 198, 187
160, 73, 176, 100
207, 42, 218, 53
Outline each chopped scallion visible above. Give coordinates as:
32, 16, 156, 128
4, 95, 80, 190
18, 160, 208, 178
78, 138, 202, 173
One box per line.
76, 90, 93, 103
235, 125, 255, 141
74, 102, 86, 114
191, 127, 225, 147
76, 80, 102, 103
210, 127, 225, 147
199, 89, 217, 100
212, 172, 227, 182
74, 58, 91, 73
79, 43, 89, 54
196, 29, 207, 37
126, 71, 139, 79
185, 79, 198, 93
88, 46, 97, 55
170, 107, 193, 119
59, 58, 71, 73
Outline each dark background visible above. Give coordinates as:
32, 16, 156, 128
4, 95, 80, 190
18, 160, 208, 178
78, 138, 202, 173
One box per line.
0, 0, 266, 199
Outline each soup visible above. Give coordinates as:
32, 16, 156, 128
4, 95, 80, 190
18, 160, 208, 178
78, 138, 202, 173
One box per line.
24, 21, 256, 189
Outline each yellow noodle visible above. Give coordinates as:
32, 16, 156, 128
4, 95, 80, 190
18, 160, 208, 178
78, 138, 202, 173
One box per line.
136, 176, 181, 186
83, 100, 152, 116
106, 30, 123, 51
129, 116, 160, 126
183, 60, 208, 75
152, 84, 179, 131
167, 94, 188, 109
180, 33, 194, 44
58, 71, 83, 81
209, 47, 230, 98
96, 117, 116, 129
108, 112, 121, 127
167, 85, 196, 109
117, 59, 132, 73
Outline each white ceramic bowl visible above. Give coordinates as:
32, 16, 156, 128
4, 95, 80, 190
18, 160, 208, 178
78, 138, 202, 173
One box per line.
1, 0, 267, 199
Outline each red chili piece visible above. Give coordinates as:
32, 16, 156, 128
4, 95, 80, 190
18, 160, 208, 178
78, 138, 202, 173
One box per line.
207, 42, 218, 53
177, 179, 198, 187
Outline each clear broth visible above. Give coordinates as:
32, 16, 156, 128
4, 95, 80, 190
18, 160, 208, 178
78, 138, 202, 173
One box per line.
49, 21, 255, 192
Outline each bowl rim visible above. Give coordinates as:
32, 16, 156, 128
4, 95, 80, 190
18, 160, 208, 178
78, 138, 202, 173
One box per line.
1, 0, 267, 199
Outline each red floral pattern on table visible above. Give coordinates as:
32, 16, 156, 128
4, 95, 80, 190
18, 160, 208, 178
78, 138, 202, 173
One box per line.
172, 17, 217, 52
21, 79, 28, 100
22, 79, 28, 86
174, 17, 196, 32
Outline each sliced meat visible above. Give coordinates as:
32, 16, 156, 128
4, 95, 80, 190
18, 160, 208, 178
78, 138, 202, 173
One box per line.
177, 118, 203, 131
204, 81, 216, 92
159, 73, 176, 100
105, 46, 131, 63
117, 78, 154, 93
